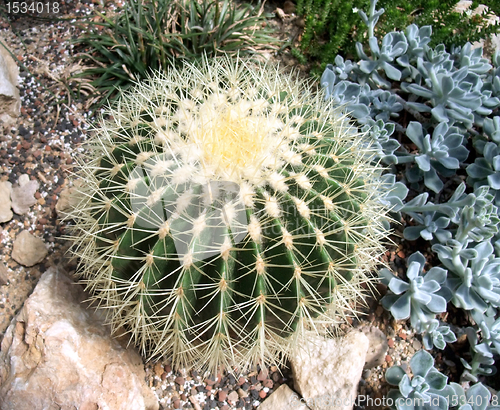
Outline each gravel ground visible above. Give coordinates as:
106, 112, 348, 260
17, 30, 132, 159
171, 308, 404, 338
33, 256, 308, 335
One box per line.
0, 2, 474, 409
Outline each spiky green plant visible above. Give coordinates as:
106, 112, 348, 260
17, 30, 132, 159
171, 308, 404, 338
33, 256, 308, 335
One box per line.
74, 0, 279, 105
68, 55, 392, 372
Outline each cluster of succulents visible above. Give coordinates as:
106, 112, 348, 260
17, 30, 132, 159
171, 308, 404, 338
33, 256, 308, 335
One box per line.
385, 350, 500, 410
68, 55, 393, 372
320, 0, 500, 405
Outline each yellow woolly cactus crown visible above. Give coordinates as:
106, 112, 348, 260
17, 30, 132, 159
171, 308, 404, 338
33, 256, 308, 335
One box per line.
69, 55, 391, 372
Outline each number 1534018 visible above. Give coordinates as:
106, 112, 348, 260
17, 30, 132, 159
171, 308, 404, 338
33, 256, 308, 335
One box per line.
6, 2, 60, 13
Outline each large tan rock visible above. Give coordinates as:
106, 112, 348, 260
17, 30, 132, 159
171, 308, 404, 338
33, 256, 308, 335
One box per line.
0, 180, 12, 223
10, 174, 39, 215
290, 330, 369, 410
0, 39, 20, 124
0, 268, 159, 410
56, 184, 81, 216
11, 230, 48, 267
259, 384, 310, 410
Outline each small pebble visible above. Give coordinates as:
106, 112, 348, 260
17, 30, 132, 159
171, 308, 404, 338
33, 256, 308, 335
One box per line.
257, 369, 267, 381
218, 390, 227, 402
227, 391, 239, 404
262, 379, 273, 389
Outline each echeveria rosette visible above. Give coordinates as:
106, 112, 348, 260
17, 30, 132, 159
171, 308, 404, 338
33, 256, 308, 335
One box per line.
378, 173, 408, 213
385, 350, 451, 410
467, 142, 500, 206
473, 117, 500, 156
402, 64, 483, 128
417, 319, 456, 350
423, 44, 454, 72
403, 212, 452, 243
371, 90, 404, 122
380, 252, 448, 330
436, 241, 500, 312
452, 42, 492, 76
361, 119, 400, 162
400, 121, 469, 193
484, 117, 500, 145
489, 51, 500, 98
328, 55, 357, 81
404, 24, 432, 61
357, 31, 408, 89
319, 70, 372, 121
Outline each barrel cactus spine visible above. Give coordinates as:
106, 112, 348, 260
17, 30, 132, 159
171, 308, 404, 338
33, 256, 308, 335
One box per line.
68, 55, 392, 372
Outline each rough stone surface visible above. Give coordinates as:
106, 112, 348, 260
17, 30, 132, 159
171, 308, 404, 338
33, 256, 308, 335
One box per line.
290, 331, 369, 410
56, 184, 80, 216
10, 174, 39, 215
361, 326, 389, 369
0, 263, 8, 286
259, 384, 310, 410
0, 38, 20, 124
0, 267, 159, 410
0, 180, 12, 223
11, 230, 48, 267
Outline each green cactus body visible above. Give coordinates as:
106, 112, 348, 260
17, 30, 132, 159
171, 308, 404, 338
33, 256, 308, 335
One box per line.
70, 56, 390, 372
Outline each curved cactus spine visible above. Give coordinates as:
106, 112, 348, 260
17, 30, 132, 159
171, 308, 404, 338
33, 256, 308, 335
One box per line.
68, 56, 391, 372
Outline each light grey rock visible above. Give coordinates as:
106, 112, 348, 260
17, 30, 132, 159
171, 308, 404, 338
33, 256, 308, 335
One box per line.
0, 267, 159, 410
0, 180, 12, 223
56, 184, 80, 216
11, 174, 39, 215
290, 330, 369, 410
361, 326, 388, 369
259, 384, 310, 410
0, 38, 20, 124
0, 263, 8, 286
11, 230, 48, 267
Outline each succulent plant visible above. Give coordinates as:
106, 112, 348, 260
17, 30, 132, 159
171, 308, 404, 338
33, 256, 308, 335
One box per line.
452, 42, 493, 76
378, 173, 408, 213
398, 121, 469, 193
404, 24, 432, 61
361, 119, 400, 162
401, 183, 475, 221
380, 252, 448, 330
446, 382, 500, 410
461, 324, 498, 382
403, 210, 452, 243
68, 56, 391, 372
357, 31, 409, 87
385, 349, 450, 410
484, 117, 500, 145
467, 142, 500, 206
435, 241, 500, 313
320, 0, 500, 391
418, 319, 456, 350
402, 64, 484, 128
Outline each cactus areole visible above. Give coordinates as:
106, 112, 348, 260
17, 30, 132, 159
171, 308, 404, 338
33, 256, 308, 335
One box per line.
69, 56, 391, 372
